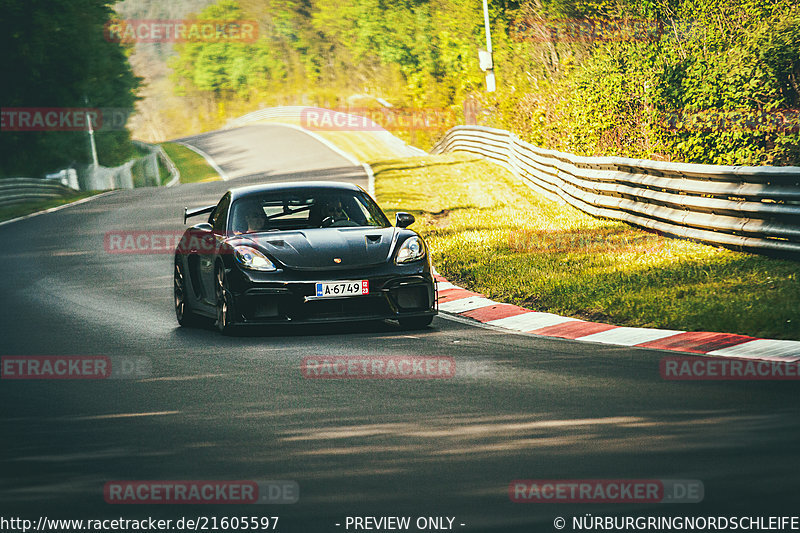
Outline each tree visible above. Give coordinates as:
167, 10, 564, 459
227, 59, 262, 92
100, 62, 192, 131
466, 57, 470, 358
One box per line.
0, 0, 141, 178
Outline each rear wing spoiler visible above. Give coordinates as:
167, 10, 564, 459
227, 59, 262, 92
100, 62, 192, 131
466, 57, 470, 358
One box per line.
183, 205, 215, 224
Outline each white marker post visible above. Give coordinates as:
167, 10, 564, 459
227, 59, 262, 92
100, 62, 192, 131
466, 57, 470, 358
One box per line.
482, 0, 495, 92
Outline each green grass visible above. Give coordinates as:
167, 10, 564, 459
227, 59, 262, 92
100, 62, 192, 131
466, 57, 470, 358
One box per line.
374, 153, 800, 340
157, 154, 171, 185
0, 191, 102, 223
160, 142, 220, 184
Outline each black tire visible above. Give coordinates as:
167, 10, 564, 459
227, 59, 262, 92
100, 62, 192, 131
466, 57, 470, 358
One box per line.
398, 315, 434, 330
214, 263, 237, 335
174, 261, 202, 327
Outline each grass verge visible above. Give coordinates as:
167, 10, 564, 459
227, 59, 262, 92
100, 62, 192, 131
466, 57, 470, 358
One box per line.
374, 153, 800, 340
0, 191, 102, 223
161, 142, 220, 184
315, 131, 410, 162
244, 117, 417, 161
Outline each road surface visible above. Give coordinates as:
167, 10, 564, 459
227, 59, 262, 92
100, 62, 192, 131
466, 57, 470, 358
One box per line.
2, 124, 799, 532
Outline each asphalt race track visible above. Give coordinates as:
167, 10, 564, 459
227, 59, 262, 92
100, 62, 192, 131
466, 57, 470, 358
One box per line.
2, 124, 800, 532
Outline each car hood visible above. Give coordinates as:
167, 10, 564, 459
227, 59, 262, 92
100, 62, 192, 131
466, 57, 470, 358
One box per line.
244, 226, 397, 270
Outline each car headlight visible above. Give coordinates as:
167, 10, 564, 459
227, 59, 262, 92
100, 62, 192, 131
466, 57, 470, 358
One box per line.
234, 245, 277, 271
395, 236, 426, 264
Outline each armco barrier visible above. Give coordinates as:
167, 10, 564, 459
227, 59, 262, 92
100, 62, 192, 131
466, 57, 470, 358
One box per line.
131, 140, 180, 187
0, 178, 78, 208
431, 125, 800, 255
80, 141, 179, 190
1, 142, 179, 203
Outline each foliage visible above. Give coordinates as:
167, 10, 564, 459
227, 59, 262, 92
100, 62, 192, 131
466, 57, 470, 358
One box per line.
162, 0, 799, 164
495, 0, 800, 164
0, 0, 141, 177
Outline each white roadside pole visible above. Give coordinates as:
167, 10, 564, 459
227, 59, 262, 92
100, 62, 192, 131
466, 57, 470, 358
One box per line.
481, 0, 496, 92
86, 110, 99, 167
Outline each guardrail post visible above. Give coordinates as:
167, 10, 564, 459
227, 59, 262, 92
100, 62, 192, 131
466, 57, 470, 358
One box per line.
508, 132, 520, 178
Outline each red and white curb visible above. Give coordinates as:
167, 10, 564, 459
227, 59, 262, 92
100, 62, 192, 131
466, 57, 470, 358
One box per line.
434, 275, 800, 361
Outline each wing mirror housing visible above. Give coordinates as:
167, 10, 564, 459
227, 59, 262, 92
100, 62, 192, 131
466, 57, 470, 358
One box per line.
395, 212, 415, 228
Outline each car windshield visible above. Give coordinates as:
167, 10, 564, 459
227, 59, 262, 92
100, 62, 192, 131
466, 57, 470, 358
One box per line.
230, 189, 391, 234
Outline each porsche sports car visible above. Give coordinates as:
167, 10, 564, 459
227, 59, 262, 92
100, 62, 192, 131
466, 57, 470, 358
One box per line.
174, 181, 437, 334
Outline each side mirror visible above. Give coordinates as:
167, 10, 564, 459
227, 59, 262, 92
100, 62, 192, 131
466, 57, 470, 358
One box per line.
395, 212, 415, 228
193, 223, 213, 232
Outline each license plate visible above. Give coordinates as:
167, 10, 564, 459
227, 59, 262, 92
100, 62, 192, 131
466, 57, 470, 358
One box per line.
315, 280, 369, 298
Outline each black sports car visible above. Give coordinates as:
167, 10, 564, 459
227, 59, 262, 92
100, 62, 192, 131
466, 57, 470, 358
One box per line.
173, 181, 437, 334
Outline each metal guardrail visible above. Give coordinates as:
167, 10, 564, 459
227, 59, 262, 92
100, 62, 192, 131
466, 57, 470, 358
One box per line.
0, 178, 78, 208
80, 141, 180, 190
132, 140, 180, 187
0, 143, 180, 206
431, 125, 800, 255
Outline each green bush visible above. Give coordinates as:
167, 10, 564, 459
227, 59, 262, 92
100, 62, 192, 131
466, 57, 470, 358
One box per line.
166, 0, 799, 165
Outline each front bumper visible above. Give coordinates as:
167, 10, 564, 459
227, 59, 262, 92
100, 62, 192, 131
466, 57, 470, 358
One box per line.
226, 262, 437, 325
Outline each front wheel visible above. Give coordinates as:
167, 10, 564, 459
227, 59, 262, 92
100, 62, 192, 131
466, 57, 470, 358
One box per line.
398, 316, 434, 330
215, 264, 237, 335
